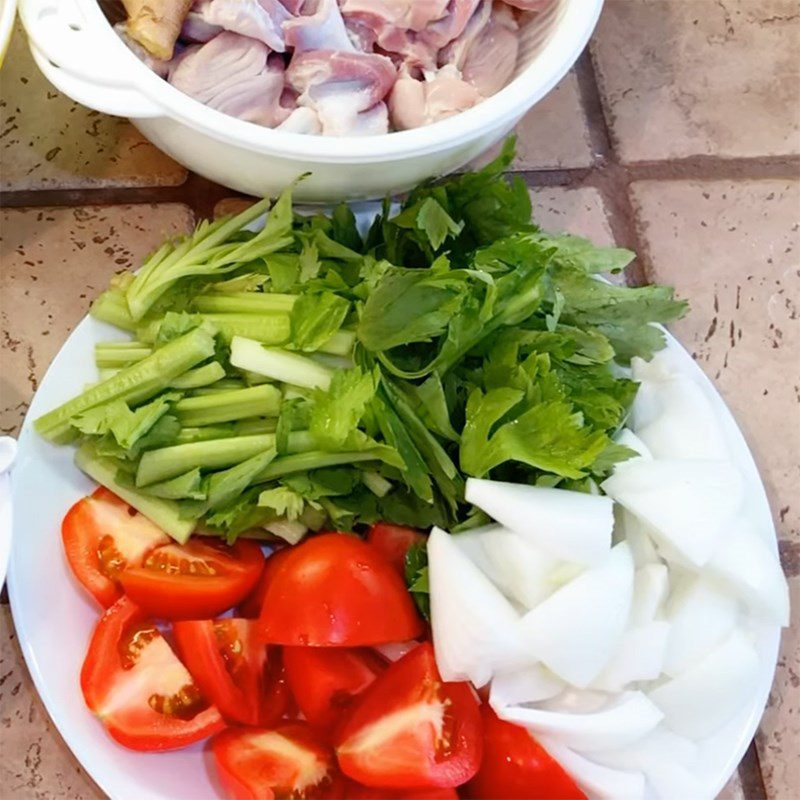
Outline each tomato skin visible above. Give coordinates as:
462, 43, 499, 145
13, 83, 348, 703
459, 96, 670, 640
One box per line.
62, 488, 169, 608
261, 648, 295, 727
212, 723, 341, 800
258, 533, 424, 646
80, 597, 224, 751
367, 523, 425, 577
464, 705, 586, 800
335, 642, 482, 789
345, 782, 457, 799
239, 547, 292, 619
119, 538, 264, 620
283, 647, 385, 732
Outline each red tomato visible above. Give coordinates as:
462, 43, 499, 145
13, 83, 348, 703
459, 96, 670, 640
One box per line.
261, 648, 295, 726
80, 597, 224, 751
173, 618, 276, 726
367, 523, 424, 577
119, 538, 264, 620
258, 533, 424, 646
345, 782, 457, 799
212, 723, 342, 800
283, 647, 385, 732
239, 547, 292, 618
464, 705, 586, 800
335, 643, 482, 789
62, 488, 169, 607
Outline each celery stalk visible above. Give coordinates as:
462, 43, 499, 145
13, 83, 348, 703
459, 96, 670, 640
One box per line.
202, 314, 291, 345
35, 328, 216, 441
174, 385, 282, 427
95, 342, 153, 368
255, 449, 393, 483
230, 336, 333, 390
169, 362, 226, 389
176, 426, 237, 444
75, 442, 195, 542
136, 433, 277, 486
318, 330, 356, 357
90, 289, 137, 332
193, 293, 298, 314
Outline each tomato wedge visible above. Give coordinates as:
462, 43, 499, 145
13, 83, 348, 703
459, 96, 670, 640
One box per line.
212, 723, 342, 800
367, 523, 424, 577
173, 618, 275, 726
345, 782, 457, 799
62, 487, 169, 607
283, 646, 385, 732
80, 597, 224, 751
334, 643, 482, 789
239, 547, 292, 618
464, 705, 586, 800
119, 538, 264, 620
258, 533, 424, 646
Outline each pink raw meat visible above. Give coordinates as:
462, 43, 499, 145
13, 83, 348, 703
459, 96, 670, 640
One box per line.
501, 0, 550, 9
284, 0, 354, 53
388, 64, 481, 129
419, 0, 481, 49
169, 32, 291, 127
190, 0, 290, 51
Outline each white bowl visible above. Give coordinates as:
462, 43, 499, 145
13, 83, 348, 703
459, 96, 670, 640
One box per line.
18, 0, 603, 201
0, 0, 16, 65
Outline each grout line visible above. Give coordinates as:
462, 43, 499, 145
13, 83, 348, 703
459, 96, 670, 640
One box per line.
740, 741, 769, 800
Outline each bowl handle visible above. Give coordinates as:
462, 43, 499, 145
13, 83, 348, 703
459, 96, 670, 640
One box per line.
19, 0, 163, 118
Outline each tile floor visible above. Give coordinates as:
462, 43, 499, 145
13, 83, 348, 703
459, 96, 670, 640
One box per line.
1, 2, 799, 798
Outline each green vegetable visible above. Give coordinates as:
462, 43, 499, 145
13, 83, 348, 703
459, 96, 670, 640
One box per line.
37, 140, 687, 540
404, 541, 430, 620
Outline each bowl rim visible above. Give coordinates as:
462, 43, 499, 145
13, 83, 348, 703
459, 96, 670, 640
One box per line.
80, 0, 603, 162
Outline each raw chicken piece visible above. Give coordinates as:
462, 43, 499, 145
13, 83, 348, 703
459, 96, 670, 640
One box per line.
181, 9, 222, 42
347, 102, 390, 136
284, 0, 354, 53
443, 1, 519, 96
419, 0, 481, 50
122, 0, 193, 59
115, 22, 172, 76
388, 64, 481, 129
503, 0, 551, 9
340, 0, 449, 32
286, 50, 396, 135
191, 0, 290, 52
277, 106, 323, 134
169, 32, 291, 127
340, 0, 442, 68
279, 0, 306, 12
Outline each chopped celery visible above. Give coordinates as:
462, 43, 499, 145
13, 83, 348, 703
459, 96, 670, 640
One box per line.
96, 368, 121, 382
254, 449, 395, 483
202, 313, 291, 345
136, 433, 277, 486
75, 442, 195, 542
190, 379, 248, 396
193, 292, 297, 314
230, 336, 333, 390
205, 449, 277, 510
318, 330, 356, 357
176, 426, 237, 444
35, 327, 216, 442
169, 361, 227, 389
242, 370, 273, 386
95, 342, 153, 368
263, 519, 307, 545
362, 470, 393, 497
90, 289, 136, 332
311, 353, 354, 371
142, 468, 206, 500
234, 418, 279, 435
174, 385, 282, 427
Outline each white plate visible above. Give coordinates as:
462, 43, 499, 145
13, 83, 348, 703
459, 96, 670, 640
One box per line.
9, 316, 781, 800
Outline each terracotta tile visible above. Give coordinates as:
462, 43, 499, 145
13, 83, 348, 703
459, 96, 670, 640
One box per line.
717, 771, 746, 800
592, 1, 800, 161
0, 22, 185, 190
472, 71, 595, 171
0, 606, 104, 799
0, 204, 195, 435
214, 197, 253, 219
530, 186, 614, 245
630, 178, 800, 800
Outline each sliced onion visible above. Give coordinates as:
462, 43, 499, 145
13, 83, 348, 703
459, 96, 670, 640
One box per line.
427, 526, 527, 687
619, 510, 662, 568
648, 630, 760, 739
592, 622, 670, 692
614, 428, 653, 460
457, 527, 563, 611
601, 459, 744, 567
634, 374, 729, 461
705, 518, 790, 625
489, 664, 565, 709
499, 691, 662, 752
630, 563, 669, 625
538, 736, 646, 800
662, 574, 738, 677
466, 478, 614, 565
518, 543, 634, 687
